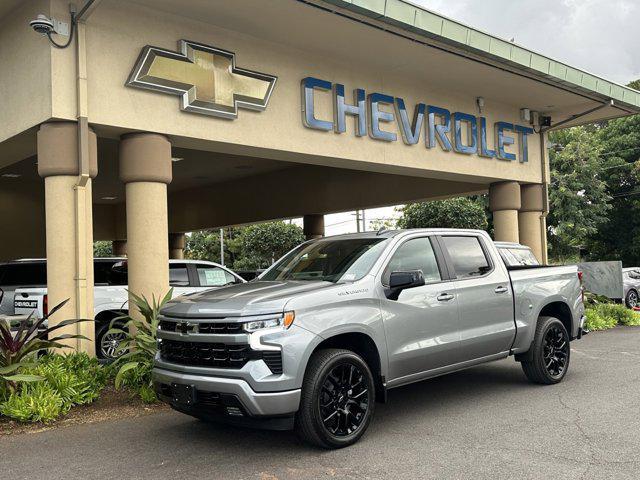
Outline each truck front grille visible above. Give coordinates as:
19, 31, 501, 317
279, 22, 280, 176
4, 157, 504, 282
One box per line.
159, 339, 282, 374
159, 320, 243, 334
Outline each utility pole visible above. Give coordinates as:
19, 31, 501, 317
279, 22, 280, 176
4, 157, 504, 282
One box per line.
356, 210, 361, 232
219, 228, 224, 266
361, 210, 366, 232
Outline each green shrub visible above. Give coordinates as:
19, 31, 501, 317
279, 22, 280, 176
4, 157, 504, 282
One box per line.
0, 382, 64, 423
584, 303, 640, 331
594, 303, 640, 326
584, 308, 617, 331
0, 353, 110, 423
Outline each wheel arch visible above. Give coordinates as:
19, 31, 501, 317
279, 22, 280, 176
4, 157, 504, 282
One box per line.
308, 331, 386, 403
538, 301, 573, 338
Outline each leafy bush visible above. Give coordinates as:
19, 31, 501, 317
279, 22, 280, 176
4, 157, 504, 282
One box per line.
584, 303, 640, 331
109, 290, 172, 403
584, 308, 618, 331
0, 353, 110, 423
0, 382, 64, 423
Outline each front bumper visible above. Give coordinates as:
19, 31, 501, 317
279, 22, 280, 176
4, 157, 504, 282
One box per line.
153, 367, 301, 426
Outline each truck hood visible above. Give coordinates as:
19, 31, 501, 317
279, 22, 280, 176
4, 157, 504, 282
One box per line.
160, 280, 335, 318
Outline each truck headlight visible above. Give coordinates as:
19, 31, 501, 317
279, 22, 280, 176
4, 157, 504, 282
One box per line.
243, 311, 295, 332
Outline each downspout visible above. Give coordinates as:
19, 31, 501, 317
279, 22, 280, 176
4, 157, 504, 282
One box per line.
73, 0, 102, 347
539, 131, 549, 265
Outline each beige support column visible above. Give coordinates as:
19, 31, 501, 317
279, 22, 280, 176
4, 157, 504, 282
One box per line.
169, 233, 185, 259
519, 184, 546, 264
489, 181, 521, 243
113, 240, 127, 257
120, 133, 172, 315
38, 122, 97, 353
303, 214, 325, 240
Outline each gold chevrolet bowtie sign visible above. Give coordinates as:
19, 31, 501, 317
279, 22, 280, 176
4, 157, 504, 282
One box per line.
127, 40, 277, 119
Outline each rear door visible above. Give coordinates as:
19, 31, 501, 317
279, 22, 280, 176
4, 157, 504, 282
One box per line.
438, 234, 515, 361
379, 235, 462, 384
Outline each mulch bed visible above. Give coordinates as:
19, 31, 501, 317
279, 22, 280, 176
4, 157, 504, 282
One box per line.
0, 387, 169, 436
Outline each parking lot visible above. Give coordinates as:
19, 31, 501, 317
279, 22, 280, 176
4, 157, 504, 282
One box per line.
2, 327, 639, 480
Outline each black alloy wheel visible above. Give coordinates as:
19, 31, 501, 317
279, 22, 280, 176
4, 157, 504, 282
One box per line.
542, 325, 569, 378
296, 349, 375, 449
319, 362, 370, 437
521, 316, 571, 385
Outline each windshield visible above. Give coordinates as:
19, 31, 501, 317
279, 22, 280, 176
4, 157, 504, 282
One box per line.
261, 237, 389, 283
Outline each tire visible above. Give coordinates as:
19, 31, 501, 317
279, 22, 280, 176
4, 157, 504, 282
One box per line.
521, 316, 570, 385
95, 320, 127, 360
626, 289, 638, 309
295, 348, 375, 449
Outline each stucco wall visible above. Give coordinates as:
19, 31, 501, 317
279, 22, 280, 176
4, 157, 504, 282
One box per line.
0, 0, 53, 144
44, 0, 545, 185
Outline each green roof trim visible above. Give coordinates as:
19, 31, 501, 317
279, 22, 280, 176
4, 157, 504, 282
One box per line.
318, 0, 640, 110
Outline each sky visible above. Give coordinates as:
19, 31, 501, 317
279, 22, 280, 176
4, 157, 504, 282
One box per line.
310, 0, 640, 236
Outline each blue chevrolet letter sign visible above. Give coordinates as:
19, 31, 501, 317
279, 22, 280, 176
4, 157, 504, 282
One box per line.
301, 76, 534, 163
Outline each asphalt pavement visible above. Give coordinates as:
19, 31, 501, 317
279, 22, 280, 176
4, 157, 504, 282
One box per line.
2, 327, 640, 480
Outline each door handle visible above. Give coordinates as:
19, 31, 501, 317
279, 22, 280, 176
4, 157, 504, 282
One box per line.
494, 286, 509, 294
437, 293, 454, 302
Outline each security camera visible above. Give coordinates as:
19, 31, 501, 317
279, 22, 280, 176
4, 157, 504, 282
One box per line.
29, 14, 55, 35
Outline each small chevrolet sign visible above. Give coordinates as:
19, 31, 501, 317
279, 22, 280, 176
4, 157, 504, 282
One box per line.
127, 40, 277, 119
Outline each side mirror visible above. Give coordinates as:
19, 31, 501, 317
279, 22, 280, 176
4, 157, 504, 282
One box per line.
386, 270, 425, 300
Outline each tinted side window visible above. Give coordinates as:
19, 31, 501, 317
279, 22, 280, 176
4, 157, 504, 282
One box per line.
383, 237, 441, 285
197, 266, 236, 287
0, 263, 47, 286
442, 236, 491, 278
169, 264, 189, 287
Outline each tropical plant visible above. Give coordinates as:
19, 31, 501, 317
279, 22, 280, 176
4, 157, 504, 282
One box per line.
0, 299, 89, 392
0, 382, 64, 423
108, 289, 173, 402
0, 353, 111, 423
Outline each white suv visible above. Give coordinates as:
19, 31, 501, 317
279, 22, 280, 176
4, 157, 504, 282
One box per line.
12, 259, 245, 359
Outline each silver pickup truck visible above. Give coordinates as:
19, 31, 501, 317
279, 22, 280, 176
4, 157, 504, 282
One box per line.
153, 229, 585, 448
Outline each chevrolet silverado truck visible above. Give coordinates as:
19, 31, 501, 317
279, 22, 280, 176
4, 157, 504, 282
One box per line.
153, 229, 585, 449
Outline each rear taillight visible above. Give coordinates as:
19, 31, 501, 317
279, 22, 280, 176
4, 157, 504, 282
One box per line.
43, 294, 48, 316
577, 271, 584, 303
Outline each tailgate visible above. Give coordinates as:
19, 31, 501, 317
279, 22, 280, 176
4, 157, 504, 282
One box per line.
13, 289, 45, 319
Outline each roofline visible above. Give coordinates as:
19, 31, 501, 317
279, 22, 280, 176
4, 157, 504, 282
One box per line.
310, 0, 640, 113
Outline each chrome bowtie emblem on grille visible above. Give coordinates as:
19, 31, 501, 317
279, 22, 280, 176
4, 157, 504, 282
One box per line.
177, 322, 196, 335
126, 40, 277, 119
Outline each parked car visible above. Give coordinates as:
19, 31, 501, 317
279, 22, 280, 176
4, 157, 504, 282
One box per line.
153, 229, 585, 448
13, 259, 245, 359
623, 267, 640, 308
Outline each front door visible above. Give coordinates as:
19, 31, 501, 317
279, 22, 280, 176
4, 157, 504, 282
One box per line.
379, 236, 461, 383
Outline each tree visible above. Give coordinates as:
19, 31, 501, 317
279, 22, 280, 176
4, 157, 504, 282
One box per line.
396, 197, 488, 231
233, 222, 305, 270
185, 221, 306, 270
547, 127, 612, 261
93, 241, 113, 257
184, 230, 230, 264
584, 110, 640, 265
